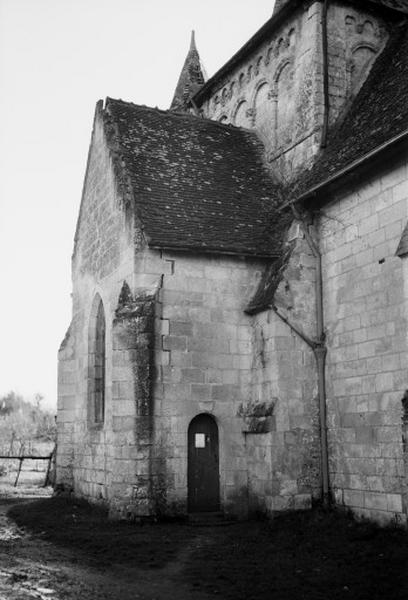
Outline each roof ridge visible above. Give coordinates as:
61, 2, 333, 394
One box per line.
104, 98, 278, 162
104, 96, 265, 136
104, 97, 274, 194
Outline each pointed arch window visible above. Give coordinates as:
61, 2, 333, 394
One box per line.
88, 296, 106, 426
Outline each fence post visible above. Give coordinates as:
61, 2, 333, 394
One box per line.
14, 457, 23, 487
43, 446, 55, 487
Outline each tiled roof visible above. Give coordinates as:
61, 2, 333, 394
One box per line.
104, 98, 285, 257
273, 0, 291, 15
368, 0, 408, 14
297, 22, 408, 198
245, 243, 293, 314
396, 223, 408, 257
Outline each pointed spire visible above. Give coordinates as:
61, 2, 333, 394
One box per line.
170, 31, 206, 112
190, 29, 197, 52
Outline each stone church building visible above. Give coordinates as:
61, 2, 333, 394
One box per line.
58, 0, 408, 523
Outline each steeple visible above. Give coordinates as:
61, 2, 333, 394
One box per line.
170, 31, 206, 112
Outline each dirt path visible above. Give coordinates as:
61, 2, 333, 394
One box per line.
0, 496, 213, 600
3, 490, 408, 600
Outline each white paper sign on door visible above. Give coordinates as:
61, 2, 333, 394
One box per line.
195, 433, 205, 448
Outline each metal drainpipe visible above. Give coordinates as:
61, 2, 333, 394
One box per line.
314, 250, 330, 507
292, 208, 330, 507
321, 0, 330, 148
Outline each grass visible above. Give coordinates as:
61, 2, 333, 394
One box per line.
7, 497, 408, 599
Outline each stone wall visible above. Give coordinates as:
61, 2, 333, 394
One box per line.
245, 228, 322, 513
138, 246, 321, 517
319, 157, 408, 524
57, 101, 146, 513
198, 1, 388, 177
58, 1, 402, 521
57, 94, 322, 517
146, 251, 264, 516
60, 156, 324, 519
326, 2, 388, 124
200, 2, 322, 176
57, 325, 76, 489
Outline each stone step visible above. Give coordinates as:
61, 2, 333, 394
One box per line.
188, 511, 237, 527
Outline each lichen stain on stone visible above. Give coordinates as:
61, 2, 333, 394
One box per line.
270, 425, 320, 498
237, 400, 276, 433
401, 390, 408, 458
252, 324, 266, 369
245, 242, 294, 315
110, 283, 160, 517
224, 485, 250, 519
117, 280, 133, 308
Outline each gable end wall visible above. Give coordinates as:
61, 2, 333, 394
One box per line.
57, 104, 141, 502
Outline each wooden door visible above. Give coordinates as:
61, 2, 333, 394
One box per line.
188, 414, 220, 512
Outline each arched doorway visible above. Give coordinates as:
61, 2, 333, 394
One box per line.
188, 414, 220, 512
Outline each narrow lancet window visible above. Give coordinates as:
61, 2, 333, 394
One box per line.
88, 296, 106, 425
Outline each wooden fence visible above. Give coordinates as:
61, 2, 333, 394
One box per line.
0, 449, 55, 487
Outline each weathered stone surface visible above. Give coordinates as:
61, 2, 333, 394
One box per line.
58, 4, 408, 526
320, 158, 408, 523
197, 3, 388, 177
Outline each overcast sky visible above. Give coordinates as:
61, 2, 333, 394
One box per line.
0, 0, 275, 410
